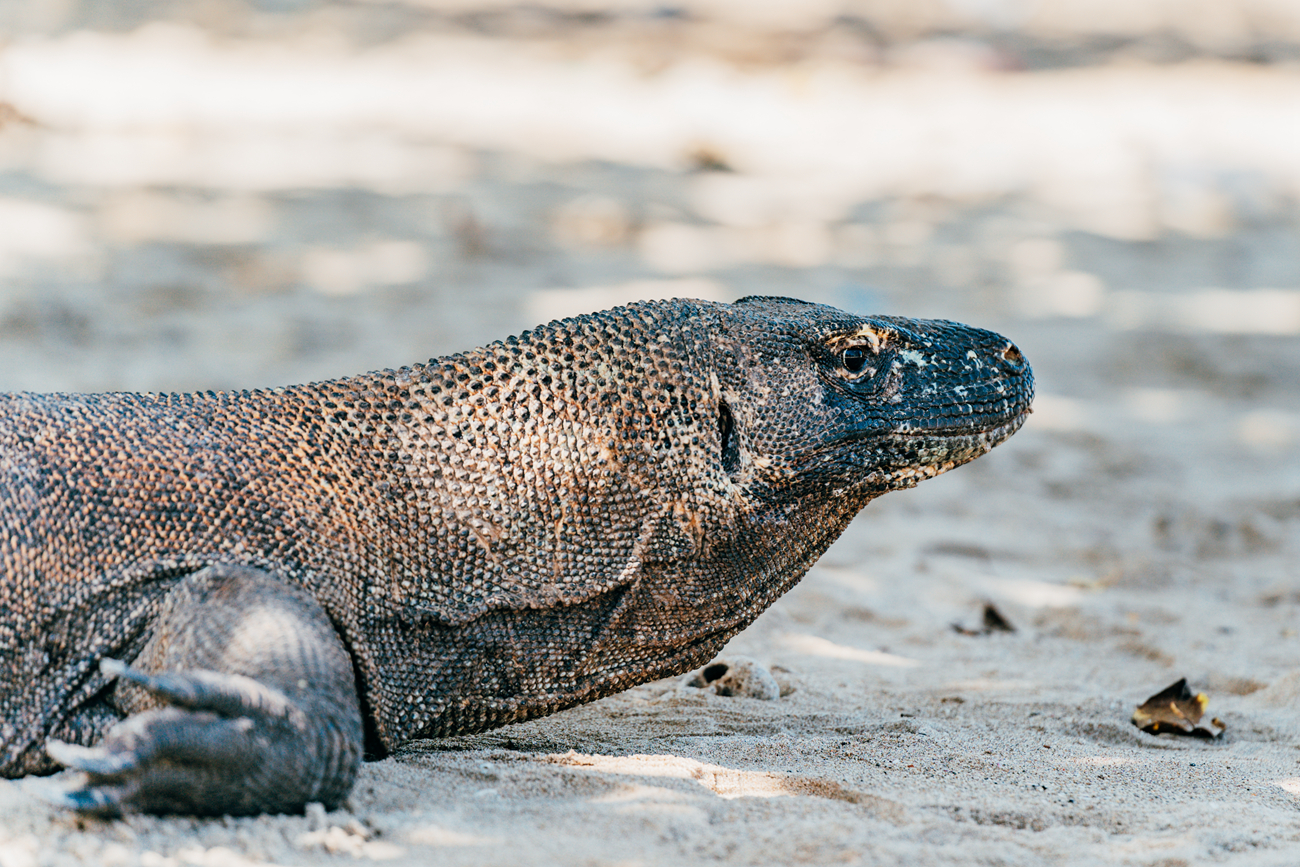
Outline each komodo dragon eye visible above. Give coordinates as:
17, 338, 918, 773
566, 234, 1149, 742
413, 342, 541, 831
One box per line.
840, 346, 871, 374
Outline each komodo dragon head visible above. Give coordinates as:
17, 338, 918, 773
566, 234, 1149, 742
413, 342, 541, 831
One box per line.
702, 295, 1033, 502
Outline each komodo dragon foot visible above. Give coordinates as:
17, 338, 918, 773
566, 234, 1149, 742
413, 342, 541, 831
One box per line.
44, 564, 364, 816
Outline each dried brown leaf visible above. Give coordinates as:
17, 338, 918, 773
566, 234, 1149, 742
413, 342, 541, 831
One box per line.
1131, 678, 1225, 739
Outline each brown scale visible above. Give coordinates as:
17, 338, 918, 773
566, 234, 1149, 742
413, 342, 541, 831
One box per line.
0, 296, 1031, 816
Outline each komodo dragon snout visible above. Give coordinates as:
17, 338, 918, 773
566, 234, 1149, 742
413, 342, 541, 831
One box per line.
0, 295, 1032, 816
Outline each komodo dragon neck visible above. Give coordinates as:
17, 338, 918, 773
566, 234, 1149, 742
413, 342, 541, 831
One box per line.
302, 299, 889, 748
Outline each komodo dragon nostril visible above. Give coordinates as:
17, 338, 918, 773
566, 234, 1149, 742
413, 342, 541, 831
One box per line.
998, 343, 1025, 371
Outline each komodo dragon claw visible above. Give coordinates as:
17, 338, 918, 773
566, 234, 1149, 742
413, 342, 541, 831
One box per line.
46, 700, 284, 816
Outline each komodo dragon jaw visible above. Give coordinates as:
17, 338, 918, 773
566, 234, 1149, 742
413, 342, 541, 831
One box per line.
0, 295, 1032, 817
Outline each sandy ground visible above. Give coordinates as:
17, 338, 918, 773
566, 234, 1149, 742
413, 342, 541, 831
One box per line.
2, 2, 1300, 865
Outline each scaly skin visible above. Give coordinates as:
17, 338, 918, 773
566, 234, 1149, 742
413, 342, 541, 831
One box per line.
0, 296, 1033, 815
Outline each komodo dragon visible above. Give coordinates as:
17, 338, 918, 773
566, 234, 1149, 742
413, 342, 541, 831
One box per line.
0, 295, 1033, 816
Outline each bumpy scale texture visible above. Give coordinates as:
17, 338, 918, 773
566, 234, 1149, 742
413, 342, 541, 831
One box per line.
0, 296, 1033, 816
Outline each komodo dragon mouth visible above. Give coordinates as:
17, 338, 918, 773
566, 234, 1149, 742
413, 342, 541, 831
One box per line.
862, 412, 1032, 491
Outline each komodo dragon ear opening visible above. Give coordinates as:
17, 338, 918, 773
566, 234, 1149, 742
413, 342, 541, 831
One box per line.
717, 399, 741, 477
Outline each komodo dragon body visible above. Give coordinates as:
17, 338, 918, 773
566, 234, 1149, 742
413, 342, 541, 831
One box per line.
0, 296, 1033, 815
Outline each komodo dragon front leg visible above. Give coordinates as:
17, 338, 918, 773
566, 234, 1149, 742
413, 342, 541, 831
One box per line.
45, 564, 363, 816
